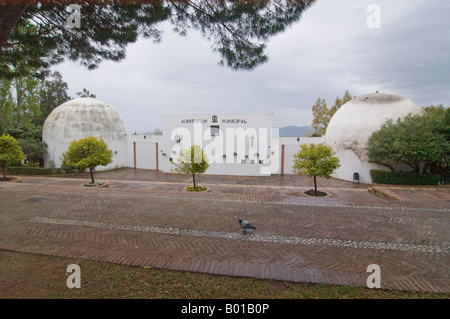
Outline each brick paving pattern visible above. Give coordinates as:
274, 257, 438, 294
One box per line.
0, 168, 449, 293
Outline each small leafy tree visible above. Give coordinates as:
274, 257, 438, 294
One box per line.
293, 143, 340, 196
366, 119, 400, 172
18, 138, 45, 166
0, 134, 26, 179
171, 144, 209, 190
7, 123, 45, 166
62, 136, 113, 184
311, 98, 329, 137
368, 106, 449, 176
310, 90, 352, 136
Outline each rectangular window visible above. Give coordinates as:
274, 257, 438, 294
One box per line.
211, 125, 220, 137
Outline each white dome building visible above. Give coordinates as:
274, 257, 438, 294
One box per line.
43, 98, 127, 171
325, 92, 423, 183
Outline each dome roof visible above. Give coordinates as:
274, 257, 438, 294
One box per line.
43, 97, 126, 141
325, 92, 423, 161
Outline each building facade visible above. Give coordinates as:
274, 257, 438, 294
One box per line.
42, 98, 127, 171
43, 93, 423, 183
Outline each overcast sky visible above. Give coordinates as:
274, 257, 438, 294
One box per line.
55, 0, 450, 134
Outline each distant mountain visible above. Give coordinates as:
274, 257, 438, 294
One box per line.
278, 126, 312, 137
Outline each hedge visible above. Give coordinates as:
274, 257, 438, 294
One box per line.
6, 166, 76, 175
370, 170, 442, 186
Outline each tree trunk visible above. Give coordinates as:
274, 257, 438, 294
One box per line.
403, 161, 418, 173
313, 175, 318, 196
2, 164, 6, 179
0, 1, 34, 49
89, 167, 95, 184
192, 173, 196, 190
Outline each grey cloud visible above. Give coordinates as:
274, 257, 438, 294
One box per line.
55, 0, 449, 133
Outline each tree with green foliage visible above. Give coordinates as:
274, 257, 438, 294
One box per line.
329, 90, 352, 114
0, 70, 72, 134
1, 0, 316, 78
292, 143, 340, 196
368, 106, 449, 177
0, 134, 26, 179
17, 138, 44, 166
0, 69, 73, 166
152, 128, 163, 135
62, 136, 113, 184
0, 78, 13, 134
38, 71, 71, 124
171, 144, 209, 190
6, 122, 45, 166
76, 88, 96, 98
310, 98, 329, 137
310, 90, 352, 136
366, 119, 399, 172
0, 74, 41, 130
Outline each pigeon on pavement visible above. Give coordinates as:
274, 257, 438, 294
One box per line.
239, 219, 256, 232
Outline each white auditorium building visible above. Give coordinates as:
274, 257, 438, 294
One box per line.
42, 93, 423, 183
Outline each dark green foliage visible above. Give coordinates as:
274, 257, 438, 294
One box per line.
1, 2, 171, 78
60, 162, 78, 173
0, 18, 62, 79
370, 170, 442, 186
38, 71, 71, 123
5, 122, 45, 166
6, 166, 75, 175
304, 189, 327, 196
84, 181, 105, 187
368, 106, 449, 177
1, 1, 316, 77
0, 70, 74, 166
17, 138, 44, 166
76, 88, 96, 98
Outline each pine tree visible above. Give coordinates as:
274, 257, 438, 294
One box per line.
1, 1, 316, 77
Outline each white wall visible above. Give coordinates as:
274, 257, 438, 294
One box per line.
329, 149, 389, 184
126, 134, 162, 170
277, 137, 326, 175
42, 98, 128, 171
44, 132, 127, 172
125, 133, 327, 177
160, 114, 273, 176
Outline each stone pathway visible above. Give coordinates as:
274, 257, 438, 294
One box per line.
28, 216, 448, 254
0, 169, 449, 293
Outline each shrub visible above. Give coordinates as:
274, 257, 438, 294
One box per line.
6, 166, 60, 175
370, 170, 441, 185
60, 162, 78, 173
84, 182, 105, 187
186, 186, 207, 192
6, 165, 77, 175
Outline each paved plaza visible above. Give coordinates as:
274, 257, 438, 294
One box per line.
0, 168, 449, 293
